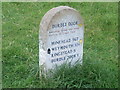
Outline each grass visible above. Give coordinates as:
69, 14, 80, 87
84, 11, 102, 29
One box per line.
2, 2, 118, 88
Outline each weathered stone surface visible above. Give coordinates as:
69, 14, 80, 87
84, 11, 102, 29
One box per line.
39, 6, 84, 74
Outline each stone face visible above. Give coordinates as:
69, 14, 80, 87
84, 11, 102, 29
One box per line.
39, 6, 84, 73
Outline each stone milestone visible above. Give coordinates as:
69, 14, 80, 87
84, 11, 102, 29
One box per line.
39, 6, 84, 74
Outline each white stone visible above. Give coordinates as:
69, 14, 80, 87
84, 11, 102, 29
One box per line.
39, 6, 84, 74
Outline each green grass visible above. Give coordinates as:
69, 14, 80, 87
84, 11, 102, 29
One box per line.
2, 2, 118, 88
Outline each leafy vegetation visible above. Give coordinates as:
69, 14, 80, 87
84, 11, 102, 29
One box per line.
2, 2, 118, 88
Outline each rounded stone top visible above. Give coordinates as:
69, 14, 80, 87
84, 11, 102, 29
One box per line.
39, 6, 84, 50
40, 6, 83, 32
